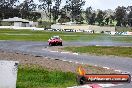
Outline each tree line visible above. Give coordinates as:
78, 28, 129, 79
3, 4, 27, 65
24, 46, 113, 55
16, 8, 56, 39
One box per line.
0, 0, 41, 21
0, 0, 132, 27
86, 6, 132, 27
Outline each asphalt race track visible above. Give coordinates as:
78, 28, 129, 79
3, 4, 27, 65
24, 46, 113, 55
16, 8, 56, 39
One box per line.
0, 40, 132, 88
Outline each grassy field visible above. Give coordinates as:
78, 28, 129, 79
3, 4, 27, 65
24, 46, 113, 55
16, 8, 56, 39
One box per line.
0, 29, 98, 41
0, 29, 132, 42
63, 46, 132, 58
17, 65, 77, 88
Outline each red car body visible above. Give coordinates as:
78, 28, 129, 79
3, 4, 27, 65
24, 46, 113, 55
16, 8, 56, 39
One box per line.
48, 36, 62, 46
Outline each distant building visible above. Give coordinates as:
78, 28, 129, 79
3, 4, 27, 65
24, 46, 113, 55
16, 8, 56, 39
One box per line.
2, 17, 38, 27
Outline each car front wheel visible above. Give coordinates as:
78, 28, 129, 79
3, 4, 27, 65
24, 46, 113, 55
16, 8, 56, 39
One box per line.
49, 43, 52, 46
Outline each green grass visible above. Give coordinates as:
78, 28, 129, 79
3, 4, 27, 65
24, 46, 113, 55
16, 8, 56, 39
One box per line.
0, 29, 132, 42
0, 29, 100, 41
17, 65, 77, 88
63, 46, 132, 58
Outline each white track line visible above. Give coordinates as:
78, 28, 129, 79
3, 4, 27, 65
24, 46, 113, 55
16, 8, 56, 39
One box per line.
98, 84, 122, 87
114, 70, 121, 72
61, 52, 70, 54
73, 53, 79, 55
69, 61, 73, 63
75, 62, 79, 64
50, 51, 58, 53
103, 67, 110, 69
96, 45, 101, 46
62, 60, 67, 62
94, 65, 98, 66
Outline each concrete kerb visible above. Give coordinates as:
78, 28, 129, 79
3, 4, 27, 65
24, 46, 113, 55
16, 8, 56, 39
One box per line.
0, 60, 19, 88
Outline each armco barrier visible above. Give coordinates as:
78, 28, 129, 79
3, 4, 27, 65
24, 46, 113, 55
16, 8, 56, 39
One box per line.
0, 60, 19, 88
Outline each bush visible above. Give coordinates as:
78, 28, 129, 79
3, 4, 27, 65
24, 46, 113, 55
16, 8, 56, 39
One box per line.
38, 21, 53, 28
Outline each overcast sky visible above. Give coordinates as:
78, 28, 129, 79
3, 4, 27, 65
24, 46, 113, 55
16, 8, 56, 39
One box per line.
20, 0, 132, 10
84, 0, 132, 10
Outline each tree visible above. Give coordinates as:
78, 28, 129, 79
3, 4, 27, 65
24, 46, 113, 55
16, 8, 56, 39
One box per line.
18, 0, 40, 21
85, 7, 92, 24
38, 0, 52, 12
39, 0, 53, 22
28, 12, 41, 21
0, 0, 20, 19
109, 15, 115, 25
115, 6, 127, 26
85, 7, 96, 25
127, 6, 132, 27
39, 0, 62, 23
75, 14, 84, 24
96, 10, 106, 26
0, 0, 19, 7
105, 17, 109, 25
104, 9, 114, 25
65, 0, 85, 22
90, 13, 96, 25
58, 8, 70, 24
18, 0, 37, 17
51, 0, 62, 23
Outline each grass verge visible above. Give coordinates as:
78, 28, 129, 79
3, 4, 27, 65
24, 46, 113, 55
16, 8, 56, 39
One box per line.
17, 65, 77, 88
62, 46, 132, 58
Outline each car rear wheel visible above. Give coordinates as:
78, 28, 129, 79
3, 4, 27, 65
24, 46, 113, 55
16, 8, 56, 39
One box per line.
60, 43, 63, 46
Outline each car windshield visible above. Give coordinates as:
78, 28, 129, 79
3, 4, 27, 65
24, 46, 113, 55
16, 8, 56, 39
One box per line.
51, 36, 60, 39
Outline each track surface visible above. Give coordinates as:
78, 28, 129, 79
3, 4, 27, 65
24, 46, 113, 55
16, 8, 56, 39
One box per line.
0, 40, 132, 88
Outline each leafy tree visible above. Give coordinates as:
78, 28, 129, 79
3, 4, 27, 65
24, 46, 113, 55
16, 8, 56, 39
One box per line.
85, 7, 96, 25
39, 0, 52, 22
85, 7, 92, 24
90, 13, 96, 25
18, 0, 40, 21
52, 6, 58, 23
51, 0, 62, 23
105, 17, 109, 25
28, 12, 41, 21
127, 6, 132, 27
0, 0, 19, 7
104, 9, 115, 25
109, 15, 115, 25
115, 6, 127, 26
65, 0, 85, 22
0, 0, 20, 19
58, 9, 70, 24
96, 10, 106, 26
75, 14, 84, 24
39, 0, 62, 23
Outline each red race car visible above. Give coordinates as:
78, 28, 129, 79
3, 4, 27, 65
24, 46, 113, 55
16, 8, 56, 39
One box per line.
48, 36, 63, 46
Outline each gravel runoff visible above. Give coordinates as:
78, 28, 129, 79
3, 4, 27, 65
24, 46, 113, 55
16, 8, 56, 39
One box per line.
0, 50, 118, 74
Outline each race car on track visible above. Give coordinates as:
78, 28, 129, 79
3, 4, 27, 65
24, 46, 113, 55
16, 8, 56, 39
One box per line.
48, 36, 63, 46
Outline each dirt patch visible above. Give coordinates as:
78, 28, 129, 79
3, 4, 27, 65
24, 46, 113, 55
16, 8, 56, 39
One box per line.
0, 50, 118, 74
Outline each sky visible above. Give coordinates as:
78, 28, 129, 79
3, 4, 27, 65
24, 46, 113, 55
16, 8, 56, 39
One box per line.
84, 0, 132, 10
20, 0, 132, 10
